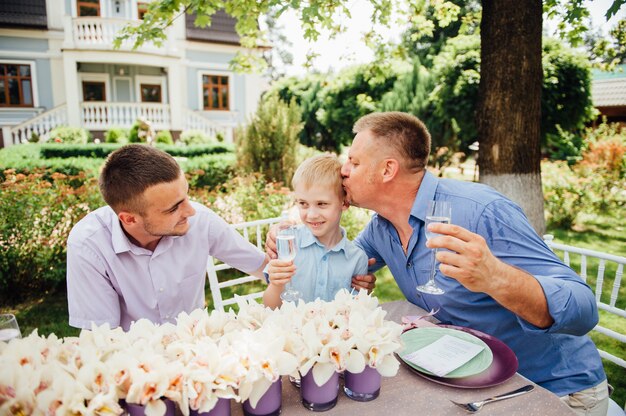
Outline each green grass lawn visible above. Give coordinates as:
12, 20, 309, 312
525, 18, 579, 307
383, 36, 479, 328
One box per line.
2, 212, 624, 407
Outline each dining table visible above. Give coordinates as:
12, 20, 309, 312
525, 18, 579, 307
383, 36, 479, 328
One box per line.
227, 300, 575, 416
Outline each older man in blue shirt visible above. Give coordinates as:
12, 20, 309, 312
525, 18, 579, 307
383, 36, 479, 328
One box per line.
341, 112, 608, 415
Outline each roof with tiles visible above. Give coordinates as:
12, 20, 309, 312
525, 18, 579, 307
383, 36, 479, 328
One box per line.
592, 65, 626, 107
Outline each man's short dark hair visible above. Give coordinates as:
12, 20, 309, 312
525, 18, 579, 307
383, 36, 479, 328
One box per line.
353, 112, 431, 173
99, 144, 182, 213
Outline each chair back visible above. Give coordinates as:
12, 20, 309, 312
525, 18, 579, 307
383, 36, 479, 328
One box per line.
207, 217, 282, 312
544, 234, 626, 371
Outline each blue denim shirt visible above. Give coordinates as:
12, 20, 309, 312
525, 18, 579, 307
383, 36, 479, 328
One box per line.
288, 225, 369, 302
355, 171, 605, 396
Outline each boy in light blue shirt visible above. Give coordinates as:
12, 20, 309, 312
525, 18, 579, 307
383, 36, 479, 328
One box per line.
263, 154, 369, 308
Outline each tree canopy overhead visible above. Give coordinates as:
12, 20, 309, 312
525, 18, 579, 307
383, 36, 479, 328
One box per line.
121, 0, 624, 233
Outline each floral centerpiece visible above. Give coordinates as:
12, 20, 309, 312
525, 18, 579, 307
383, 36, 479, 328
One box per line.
0, 291, 403, 415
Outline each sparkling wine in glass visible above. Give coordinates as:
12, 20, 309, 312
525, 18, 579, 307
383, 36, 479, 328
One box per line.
416, 201, 452, 295
277, 226, 301, 302
0, 314, 22, 342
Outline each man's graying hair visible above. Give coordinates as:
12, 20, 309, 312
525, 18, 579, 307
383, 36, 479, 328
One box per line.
99, 144, 182, 214
353, 112, 431, 173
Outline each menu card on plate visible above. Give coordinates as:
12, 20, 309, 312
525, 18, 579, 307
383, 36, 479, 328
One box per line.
402, 334, 485, 377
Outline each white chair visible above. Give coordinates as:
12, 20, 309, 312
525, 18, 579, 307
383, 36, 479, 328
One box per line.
207, 216, 282, 312
543, 234, 626, 370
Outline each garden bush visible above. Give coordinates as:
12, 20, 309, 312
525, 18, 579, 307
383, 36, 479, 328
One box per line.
38, 143, 234, 159
155, 130, 174, 144
48, 126, 91, 144
104, 127, 128, 144
0, 170, 103, 303
542, 122, 626, 229
237, 93, 303, 186
181, 153, 237, 190
178, 130, 214, 146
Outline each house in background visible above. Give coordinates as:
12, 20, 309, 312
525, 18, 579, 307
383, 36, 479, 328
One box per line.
0, 0, 269, 147
591, 63, 626, 125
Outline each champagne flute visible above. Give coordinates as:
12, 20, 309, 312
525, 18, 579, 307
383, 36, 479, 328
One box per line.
416, 200, 452, 295
0, 313, 22, 342
277, 225, 301, 302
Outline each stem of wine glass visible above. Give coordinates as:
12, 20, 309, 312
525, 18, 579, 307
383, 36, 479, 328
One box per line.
428, 248, 438, 284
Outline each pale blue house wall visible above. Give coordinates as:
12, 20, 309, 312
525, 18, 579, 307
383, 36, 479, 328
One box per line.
0, 36, 53, 125
185, 49, 246, 124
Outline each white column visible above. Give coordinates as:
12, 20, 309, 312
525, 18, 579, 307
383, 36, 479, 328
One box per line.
64, 55, 81, 126
167, 63, 184, 131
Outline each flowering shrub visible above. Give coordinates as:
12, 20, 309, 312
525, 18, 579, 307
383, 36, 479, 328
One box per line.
542, 122, 626, 229
0, 291, 403, 415
0, 170, 103, 302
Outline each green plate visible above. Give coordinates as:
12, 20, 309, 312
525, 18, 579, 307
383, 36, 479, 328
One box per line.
399, 327, 494, 378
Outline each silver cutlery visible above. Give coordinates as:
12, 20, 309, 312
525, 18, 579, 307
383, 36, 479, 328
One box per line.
450, 384, 535, 413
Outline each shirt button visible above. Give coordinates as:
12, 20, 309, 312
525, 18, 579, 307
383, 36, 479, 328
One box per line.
159, 287, 164, 292
407, 262, 412, 268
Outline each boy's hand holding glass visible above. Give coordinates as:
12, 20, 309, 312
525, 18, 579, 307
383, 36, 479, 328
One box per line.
267, 259, 297, 287
276, 225, 302, 302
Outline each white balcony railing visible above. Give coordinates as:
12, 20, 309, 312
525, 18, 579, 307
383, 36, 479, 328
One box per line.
69, 17, 170, 53
81, 102, 171, 130
9, 105, 68, 145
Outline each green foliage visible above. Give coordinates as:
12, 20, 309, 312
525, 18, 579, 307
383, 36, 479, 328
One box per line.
542, 122, 626, 229
48, 126, 91, 145
192, 173, 292, 224
237, 93, 303, 186
542, 38, 596, 160
341, 207, 373, 241
38, 143, 233, 159
155, 130, 174, 144
429, 34, 481, 151
0, 170, 103, 303
104, 127, 129, 144
542, 161, 587, 229
178, 130, 215, 146
270, 64, 399, 152
181, 153, 237, 190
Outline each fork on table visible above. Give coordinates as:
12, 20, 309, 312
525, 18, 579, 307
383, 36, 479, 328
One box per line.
450, 384, 535, 413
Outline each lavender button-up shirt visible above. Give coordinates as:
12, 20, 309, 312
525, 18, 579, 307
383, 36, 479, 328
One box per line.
67, 202, 265, 330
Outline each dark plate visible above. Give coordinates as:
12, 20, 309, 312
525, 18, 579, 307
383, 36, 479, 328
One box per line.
399, 324, 518, 389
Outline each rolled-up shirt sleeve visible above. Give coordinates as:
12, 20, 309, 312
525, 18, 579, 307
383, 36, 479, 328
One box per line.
478, 200, 599, 336
67, 243, 120, 329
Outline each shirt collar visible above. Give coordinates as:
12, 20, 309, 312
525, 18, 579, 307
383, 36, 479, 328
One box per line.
411, 170, 439, 222
298, 226, 349, 257
109, 208, 167, 256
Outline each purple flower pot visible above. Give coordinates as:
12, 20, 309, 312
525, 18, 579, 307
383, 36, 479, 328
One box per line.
343, 365, 381, 402
125, 398, 177, 416
300, 369, 339, 411
190, 397, 231, 416
242, 379, 282, 416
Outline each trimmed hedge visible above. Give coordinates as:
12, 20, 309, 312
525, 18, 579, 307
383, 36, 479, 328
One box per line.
39, 143, 235, 159
0, 144, 237, 189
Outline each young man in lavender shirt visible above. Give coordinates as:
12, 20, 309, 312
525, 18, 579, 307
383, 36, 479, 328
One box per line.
66, 144, 269, 331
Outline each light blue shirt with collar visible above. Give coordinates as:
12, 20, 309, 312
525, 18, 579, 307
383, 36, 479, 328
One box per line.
288, 225, 368, 302
355, 171, 605, 396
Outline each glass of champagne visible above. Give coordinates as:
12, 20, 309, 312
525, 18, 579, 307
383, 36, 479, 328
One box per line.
416, 200, 452, 295
277, 225, 301, 302
0, 313, 22, 342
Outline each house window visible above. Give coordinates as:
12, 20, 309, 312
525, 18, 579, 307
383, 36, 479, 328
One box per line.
82, 81, 106, 101
0, 64, 33, 107
77, 0, 100, 16
140, 84, 162, 102
137, 2, 149, 19
202, 75, 229, 110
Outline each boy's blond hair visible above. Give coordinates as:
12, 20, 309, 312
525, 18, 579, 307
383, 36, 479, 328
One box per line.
292, 154, 345, 200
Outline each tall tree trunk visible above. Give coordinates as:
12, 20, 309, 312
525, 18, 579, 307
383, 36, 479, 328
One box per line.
477, 0, 545, 235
